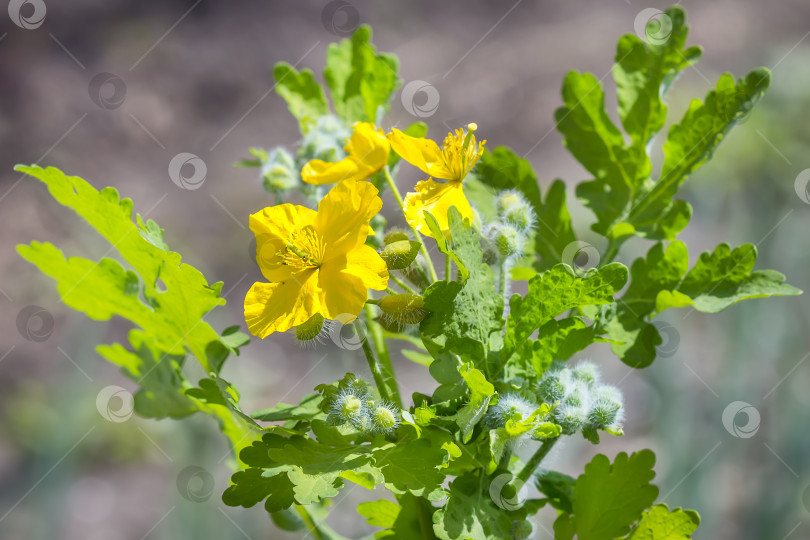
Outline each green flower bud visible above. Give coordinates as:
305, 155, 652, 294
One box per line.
384, 229, 410, 245
556, 404, 588, 435
484, 393, 537, 429
294, 313, 325, 344
587, 385, 624, 430
572, 361, 600, 388
496, 191, 525, 215
511, 520, 534, 540
378, 294, 426, 326
537, 371, 566, 404
370, 402, 400, 434
380, 240, 421, 270
261, 148, 299, 193
330, 388, 369, 427
490, 223, 525, 258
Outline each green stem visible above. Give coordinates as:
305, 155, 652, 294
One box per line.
364, 305, 402, 407
361, 325, 391, 403
295, 506, 327, 540
517, 438, 558, 483
445, 252, 452, 281
390, 273, 418, 295
498, 261, 508, 296
382, 166, 439, 282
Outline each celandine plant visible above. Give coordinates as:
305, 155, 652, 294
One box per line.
17, 7, 802, 539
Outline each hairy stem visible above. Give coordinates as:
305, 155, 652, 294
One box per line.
382, 166, 438, 282
390, 273, 418, 295
517, 438, 558, 483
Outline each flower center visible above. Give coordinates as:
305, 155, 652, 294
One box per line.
279, 225, 324, 269
440, 123, 485, 182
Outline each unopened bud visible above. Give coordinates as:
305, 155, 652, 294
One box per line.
491, 223, 525, 258
370, 402, 400, 434
261, 148, 299, 193
380, 240, 421, 270
384, 229, 410, 245
572, 361, 600, 388
378, 294, 426, 326
511, 520, 534, 540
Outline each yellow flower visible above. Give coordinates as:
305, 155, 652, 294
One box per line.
302, 122, 390, 185
392, 124, 485, 237
244, 180, 389, 338
387, 123, 485, 183
403, 179, 474, 237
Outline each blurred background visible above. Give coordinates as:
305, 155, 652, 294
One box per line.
1, 0, 809, 538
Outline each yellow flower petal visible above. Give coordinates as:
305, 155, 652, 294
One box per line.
301, 122, 389, 185
244, 270, 322, 337
315, 179, 383, 255
388, 124, 486, 183
404, 179, 474, 238
387, 128, 448, 179
249, 204, 317, 282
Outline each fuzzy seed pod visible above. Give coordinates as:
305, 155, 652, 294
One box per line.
295, 313, 326, 344
378, 294, 427, 326
380, 240, 421, 270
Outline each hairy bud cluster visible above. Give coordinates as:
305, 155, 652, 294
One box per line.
298, 115, 350, 164
537, 361, 624, 438
483, 191, 536, 266
483, 393, 538, 430
259, 148, 299, 195
327, 378, 401, 436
